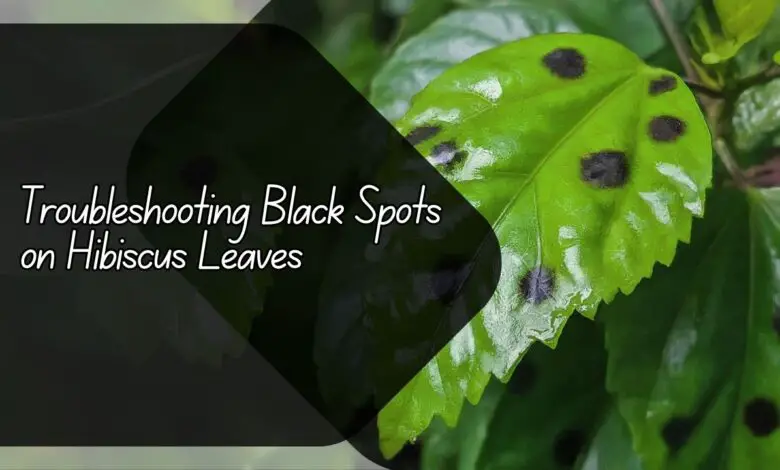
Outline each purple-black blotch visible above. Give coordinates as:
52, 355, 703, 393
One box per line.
430, 141, 465, 167
405, 125, 442, 146
542, 48, 586, 79
649, 75, 678, 95
520, 266, 555, 304
649, 116, 686, 142
581, 151, 629, 188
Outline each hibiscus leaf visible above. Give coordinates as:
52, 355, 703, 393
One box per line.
377, 32, 712, 457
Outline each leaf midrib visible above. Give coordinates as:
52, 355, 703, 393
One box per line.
489, 71, 637, 236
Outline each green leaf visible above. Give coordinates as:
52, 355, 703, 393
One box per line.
733, 4, 780, 77
714, 0, 778, 47
580, 408, 646, 470
603, 187, 780, 470
369, 3, 580, 121
318, 12, 387, 93
391, 0, 455, 46
421, 315, 609, 470
693, 0, 778, 66
690, 5, 744, 66
733, 78, 780, 154
453, 0, 697, 61
378, 33, 712, 457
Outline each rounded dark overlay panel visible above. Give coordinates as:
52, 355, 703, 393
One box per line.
0, 16, 501, 455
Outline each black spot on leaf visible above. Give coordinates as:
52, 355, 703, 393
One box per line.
542, 48, 586, 79
649, 75, 678, 95
519, 266, 555, 304
649, 116, 686, 142
580, 151, 629, 188
405, 125, 442, 146
743, 398, 779, 437
507, 360, 537, 395
661, 416, 696, 453
180, 155, 218, 190
430, 141, 464, 167
552, 429, 587, 467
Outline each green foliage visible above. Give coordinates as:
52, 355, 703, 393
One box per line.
602, 186, 780, 470
733, 4, 780, 77
421, 315, 610, 470
377, 32, 712, 456
454, 0, 697, 60
714, 0, 777, 49
733, 78, 780, 153
319, 12, 387, 92
370, 3, 580, 121
691, 0, 778, 66
580, 408, 646, 470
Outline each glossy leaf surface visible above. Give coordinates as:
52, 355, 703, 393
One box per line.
603, 188, 780, 470
378, 33, 712, 457
369, 3, 579, 121
733, 78, 780, 153
454, 0, 697, 61
420, 315, 609, 470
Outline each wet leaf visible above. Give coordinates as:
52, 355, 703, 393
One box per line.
378, 33, 712, 457
369, 2, 580, 121
733, 78, 780, 153
603, 187, 780, 470
420, 315, 609, 470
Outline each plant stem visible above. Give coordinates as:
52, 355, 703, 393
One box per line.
714, 139, 747, 189
683, 79, 723, 98
733, 65, 780, 96
647, 0, 698, 80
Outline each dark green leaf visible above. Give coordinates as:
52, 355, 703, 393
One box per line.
421, 315, 609, 470
733, 78, 780, 154
390, 0, 455, 46
319, 12, 387, 92
369, 3, 580, 121
378, 33, 712, 457
603, 187, 780, 470
580, 408, 646, 470
453, 0, 697, 60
